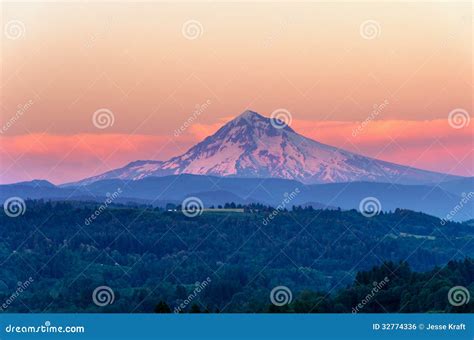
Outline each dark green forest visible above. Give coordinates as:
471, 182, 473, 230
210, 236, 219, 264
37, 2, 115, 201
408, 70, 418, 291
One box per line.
154, 259, 474, 313
0, 201, 472, 313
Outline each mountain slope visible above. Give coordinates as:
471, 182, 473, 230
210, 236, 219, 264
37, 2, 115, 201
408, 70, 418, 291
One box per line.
69, 110, 460, 185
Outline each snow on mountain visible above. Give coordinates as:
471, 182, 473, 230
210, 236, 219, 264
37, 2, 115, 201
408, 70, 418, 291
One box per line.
70, 110, 459, 185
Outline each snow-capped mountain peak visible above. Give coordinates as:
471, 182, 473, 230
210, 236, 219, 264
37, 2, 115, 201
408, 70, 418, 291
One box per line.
231, 110, 293, 131
71, 110, 456, 185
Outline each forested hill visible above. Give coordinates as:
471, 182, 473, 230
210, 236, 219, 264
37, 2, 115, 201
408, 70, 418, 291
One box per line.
153, 259, 474, 313
0, 201, 472, 312
265, 259, 474, 313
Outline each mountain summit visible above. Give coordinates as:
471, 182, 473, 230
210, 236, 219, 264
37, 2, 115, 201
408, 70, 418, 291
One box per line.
72, 110, 458, 185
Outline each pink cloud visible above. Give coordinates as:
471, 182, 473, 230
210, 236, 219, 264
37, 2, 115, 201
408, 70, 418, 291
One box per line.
0, 134, 191, 184
0, 119, 471, 184
293, 119, 473, 176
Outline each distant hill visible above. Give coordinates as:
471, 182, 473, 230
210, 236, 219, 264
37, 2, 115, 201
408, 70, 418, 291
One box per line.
1, 175, 473, 221
437, 177, 474, 196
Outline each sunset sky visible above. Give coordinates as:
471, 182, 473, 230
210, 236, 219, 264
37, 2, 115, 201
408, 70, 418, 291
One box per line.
1, 1, 472, 184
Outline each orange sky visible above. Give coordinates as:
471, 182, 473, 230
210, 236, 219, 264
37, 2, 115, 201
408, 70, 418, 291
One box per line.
1, 1, 472, 184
